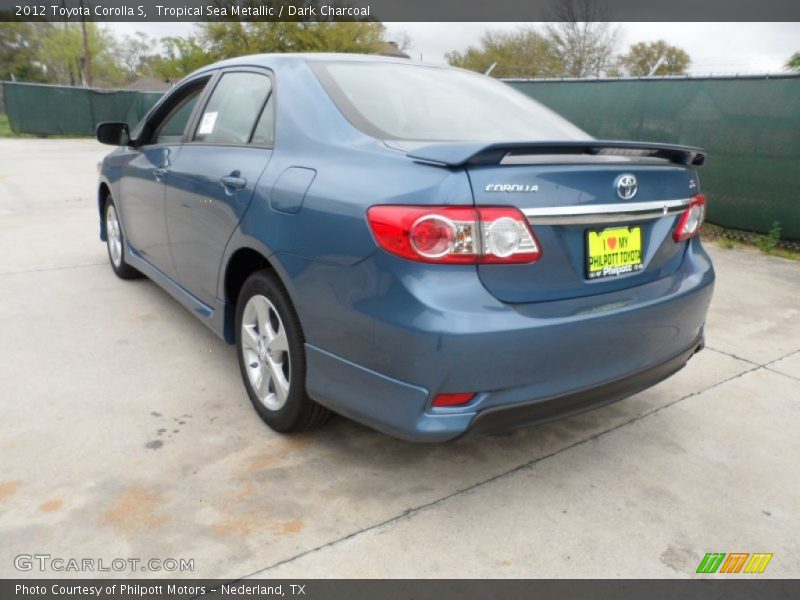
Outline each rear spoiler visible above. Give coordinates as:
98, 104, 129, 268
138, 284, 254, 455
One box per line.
406, 140, 706, 168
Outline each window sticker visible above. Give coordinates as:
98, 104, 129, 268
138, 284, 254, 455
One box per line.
198, 111, 218, 135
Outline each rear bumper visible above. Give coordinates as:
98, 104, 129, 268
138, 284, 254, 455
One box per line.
468, 335, 703, 436
306, 332, 705, 442
299, 238, 715, 442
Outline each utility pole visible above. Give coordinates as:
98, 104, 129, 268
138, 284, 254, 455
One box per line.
647, 56, 666, 77
60, 0, 75, 85
79, 0, 93, 87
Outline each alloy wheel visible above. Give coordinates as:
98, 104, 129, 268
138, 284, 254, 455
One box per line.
106, 204, 123, 267
241, 294, 291, 411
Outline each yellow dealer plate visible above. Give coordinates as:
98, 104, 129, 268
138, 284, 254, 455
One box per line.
586, 226, 643, 280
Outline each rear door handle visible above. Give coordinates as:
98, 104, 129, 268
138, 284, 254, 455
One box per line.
220, 174, 247, 191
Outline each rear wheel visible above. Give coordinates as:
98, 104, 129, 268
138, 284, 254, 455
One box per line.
235, 270, 331, 433
104, 197, 141, 280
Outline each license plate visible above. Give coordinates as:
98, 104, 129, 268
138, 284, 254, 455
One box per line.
586, 226, 643, 280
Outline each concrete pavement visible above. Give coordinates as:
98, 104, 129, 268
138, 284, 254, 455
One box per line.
0, 139, 798, 579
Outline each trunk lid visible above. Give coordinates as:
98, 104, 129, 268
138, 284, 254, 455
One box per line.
408, 141, 704, 304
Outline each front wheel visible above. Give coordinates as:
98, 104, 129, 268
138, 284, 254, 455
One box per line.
104, 197, 141, 280
235, 270, 331, 433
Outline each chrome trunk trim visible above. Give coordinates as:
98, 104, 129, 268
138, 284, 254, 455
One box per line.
523, 198, 690, 225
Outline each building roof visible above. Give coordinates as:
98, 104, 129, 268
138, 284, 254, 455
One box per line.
379, 41, 410, 59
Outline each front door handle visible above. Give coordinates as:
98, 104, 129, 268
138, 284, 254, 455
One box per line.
153, 167, 167, 182
220, 173, 247, 191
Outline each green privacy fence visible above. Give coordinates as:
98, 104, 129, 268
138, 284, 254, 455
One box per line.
507, 74, 800, 239
2, 81, 162, 137
3, 76, 799, 238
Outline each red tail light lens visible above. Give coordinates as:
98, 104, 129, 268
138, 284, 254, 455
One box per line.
432, 392, 475, 407
367, 205, 541, 264
367, 206, 478, 263
410, 215, 459, 258
673, 194, 706, 242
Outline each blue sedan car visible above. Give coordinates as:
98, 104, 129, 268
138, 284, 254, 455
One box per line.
96, 53, 714, 442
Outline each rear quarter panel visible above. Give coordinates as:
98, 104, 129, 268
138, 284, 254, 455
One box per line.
218, 58, 474, 356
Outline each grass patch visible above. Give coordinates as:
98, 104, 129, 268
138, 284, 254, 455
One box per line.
702, 221, 800, 261
0, 115, 90, 139
756, 221, 782, 253
767, 247, 800, 262
0, 113, 19, 137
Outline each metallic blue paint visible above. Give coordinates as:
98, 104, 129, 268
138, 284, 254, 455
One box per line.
165, 144, 272, 306
270, 167, 316, 214
469, 164, 694, 303
98, 54, 715, 441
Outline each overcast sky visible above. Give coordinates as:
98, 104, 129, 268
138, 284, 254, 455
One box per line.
108, 22, 800, 74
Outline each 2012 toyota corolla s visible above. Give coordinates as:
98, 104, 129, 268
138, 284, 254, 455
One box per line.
95, 53, 714, 442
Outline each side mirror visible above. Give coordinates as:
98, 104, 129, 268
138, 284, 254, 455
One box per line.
96, 122, 130, 146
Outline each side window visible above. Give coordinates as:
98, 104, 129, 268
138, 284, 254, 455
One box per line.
152, 86, 205, 145
194, 72, 271, 145
250, 94, 275, 147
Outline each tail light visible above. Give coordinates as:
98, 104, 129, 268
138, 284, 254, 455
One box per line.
673, 194, 706, 242
432, 392, 475, 407
366, 205, 541, 264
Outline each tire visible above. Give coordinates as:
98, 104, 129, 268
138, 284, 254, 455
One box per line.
235, 269, 331, 433
104, 196, 142, 280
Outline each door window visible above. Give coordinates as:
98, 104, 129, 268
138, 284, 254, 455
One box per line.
152, 86, 205, 145
250, 94, 275, 147
194, 72, 272, 145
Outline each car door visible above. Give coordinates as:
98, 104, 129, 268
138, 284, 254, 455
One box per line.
119, 78, 210, 281
164, 69, 275, 307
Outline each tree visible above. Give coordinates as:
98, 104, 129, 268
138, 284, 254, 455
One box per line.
787, 53, 800, 71
545, 0, 622, 77
0, 22, 121, 85
149, 36, 209, 79
447, 14, 622, 79
116, 32, 158, 82
0, 23, 51, 82
39, 23, 124, 87
3, 21, 403, 87
446, 27, 562, 78
617, 40, 690, 76
149, 22, 389, 79
197, 22, 386, 58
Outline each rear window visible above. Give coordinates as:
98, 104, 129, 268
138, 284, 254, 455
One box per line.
311, 61, 591, 142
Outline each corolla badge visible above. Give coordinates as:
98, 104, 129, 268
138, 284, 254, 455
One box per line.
615, 174, 638, 200
485, 184, 539, 193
